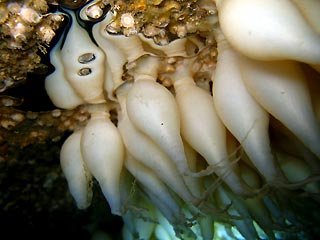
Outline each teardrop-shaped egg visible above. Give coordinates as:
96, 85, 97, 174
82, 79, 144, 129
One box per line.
240, 57, 320, 157
216, 0, 320, 64
117, 88, 196, 203
81, 104, 125, 215
60, 129, 93, 209
171, 60, 250, 195
126, 79, 190, 175
60, 10, 106, 103
213, 33, 280, 183
45, 30, 85, 109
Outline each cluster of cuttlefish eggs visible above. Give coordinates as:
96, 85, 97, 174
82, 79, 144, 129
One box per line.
45, 0, 320, 239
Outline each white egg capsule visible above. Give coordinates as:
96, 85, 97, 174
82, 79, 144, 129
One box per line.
126, 79, 191, 175
126, 58, 190, 175
213, 32, 280, 184
171, 59, 250, 195
60, 129, 93, 209
81, 104, 125, 215
45, 34, 85, 109
60, 10, 106, 104
117, 85, 196, 203
240, 57, 320, 158
215, 0, 320, 64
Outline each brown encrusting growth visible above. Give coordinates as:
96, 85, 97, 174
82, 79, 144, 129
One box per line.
0, 0, 64, 91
